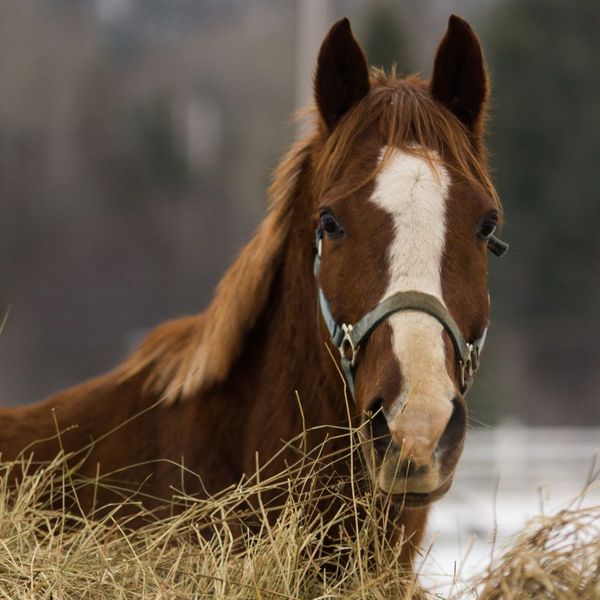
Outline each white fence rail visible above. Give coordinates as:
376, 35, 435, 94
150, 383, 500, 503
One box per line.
457, 425, 600, 488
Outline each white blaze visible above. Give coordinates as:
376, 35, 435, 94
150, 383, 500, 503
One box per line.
370, 148, 455, 422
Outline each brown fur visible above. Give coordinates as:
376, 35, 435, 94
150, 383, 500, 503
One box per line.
117, 71, 500, 405
0, 15, 501, 569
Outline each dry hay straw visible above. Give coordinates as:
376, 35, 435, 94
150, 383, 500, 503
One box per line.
0, 426, 426, 599
466, 476, 600, 600
0, 422, 599, 599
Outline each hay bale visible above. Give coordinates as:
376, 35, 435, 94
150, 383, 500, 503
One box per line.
0, 451, 425, 599
2, 447, 598, 598
469, 494, 600, 599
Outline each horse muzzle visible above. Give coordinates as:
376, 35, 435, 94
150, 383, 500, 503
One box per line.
361, 394, 467, 505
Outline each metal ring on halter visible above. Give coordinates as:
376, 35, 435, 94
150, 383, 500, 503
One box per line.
459, 343, 474, 391
339, 323, 359, 367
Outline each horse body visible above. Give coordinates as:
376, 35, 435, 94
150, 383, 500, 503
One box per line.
1, 15, 503, 567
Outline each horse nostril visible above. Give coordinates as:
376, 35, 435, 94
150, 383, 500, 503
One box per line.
398, 459, 429, 479
365, 397, 392, 457
437, 397, 467, 455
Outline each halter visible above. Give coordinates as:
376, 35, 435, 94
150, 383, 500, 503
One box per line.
314, 228, 508, 399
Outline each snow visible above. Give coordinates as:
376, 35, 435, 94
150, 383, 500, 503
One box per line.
418, 426, 600, 595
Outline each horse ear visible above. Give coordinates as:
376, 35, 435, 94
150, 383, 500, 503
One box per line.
431, 15, 488, 136
314, 18, 370, 131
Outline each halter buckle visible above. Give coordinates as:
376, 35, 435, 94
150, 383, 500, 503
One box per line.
459, 343, 475, 391
339, 323, 359, 367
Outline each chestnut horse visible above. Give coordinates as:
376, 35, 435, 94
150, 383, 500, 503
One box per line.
1, 16, 506, 566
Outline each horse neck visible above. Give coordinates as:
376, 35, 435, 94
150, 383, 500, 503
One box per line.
243, 173, 348, 436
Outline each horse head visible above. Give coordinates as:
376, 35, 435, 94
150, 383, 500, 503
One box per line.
311, 16, 505, 507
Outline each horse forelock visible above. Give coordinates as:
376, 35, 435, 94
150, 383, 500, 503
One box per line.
313, 68, 501, 220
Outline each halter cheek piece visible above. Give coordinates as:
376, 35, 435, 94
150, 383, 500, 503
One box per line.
313, 228, 508, 400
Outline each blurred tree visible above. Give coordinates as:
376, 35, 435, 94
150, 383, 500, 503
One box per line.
131, 94, 189, 190
0, 0, 296, 405
489, 0, 600, 316
481, 0, 600, 423
360, 2, 411, 72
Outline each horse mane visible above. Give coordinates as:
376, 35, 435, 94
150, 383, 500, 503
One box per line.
117, 68, 501, 403
117, 136, 311, 402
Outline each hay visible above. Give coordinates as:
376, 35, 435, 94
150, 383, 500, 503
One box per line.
0, 438, 598, 598
0, 439, 424, 599
468, 491, 600, 600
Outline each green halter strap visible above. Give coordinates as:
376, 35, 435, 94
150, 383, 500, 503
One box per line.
313, 228, 507, 399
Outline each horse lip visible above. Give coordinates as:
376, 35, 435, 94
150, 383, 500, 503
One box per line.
381, 477, 453, 509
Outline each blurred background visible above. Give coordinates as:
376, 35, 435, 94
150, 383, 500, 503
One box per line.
2, 0, 598, 424
1, 0, 598, 586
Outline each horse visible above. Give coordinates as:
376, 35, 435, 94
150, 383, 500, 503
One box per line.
0, 15, 506, 568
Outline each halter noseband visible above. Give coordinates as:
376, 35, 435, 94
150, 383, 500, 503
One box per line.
314, 228, 508, 400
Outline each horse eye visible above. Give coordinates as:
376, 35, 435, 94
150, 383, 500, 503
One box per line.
477, 214, 498, 241
319, 211, 344, 238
